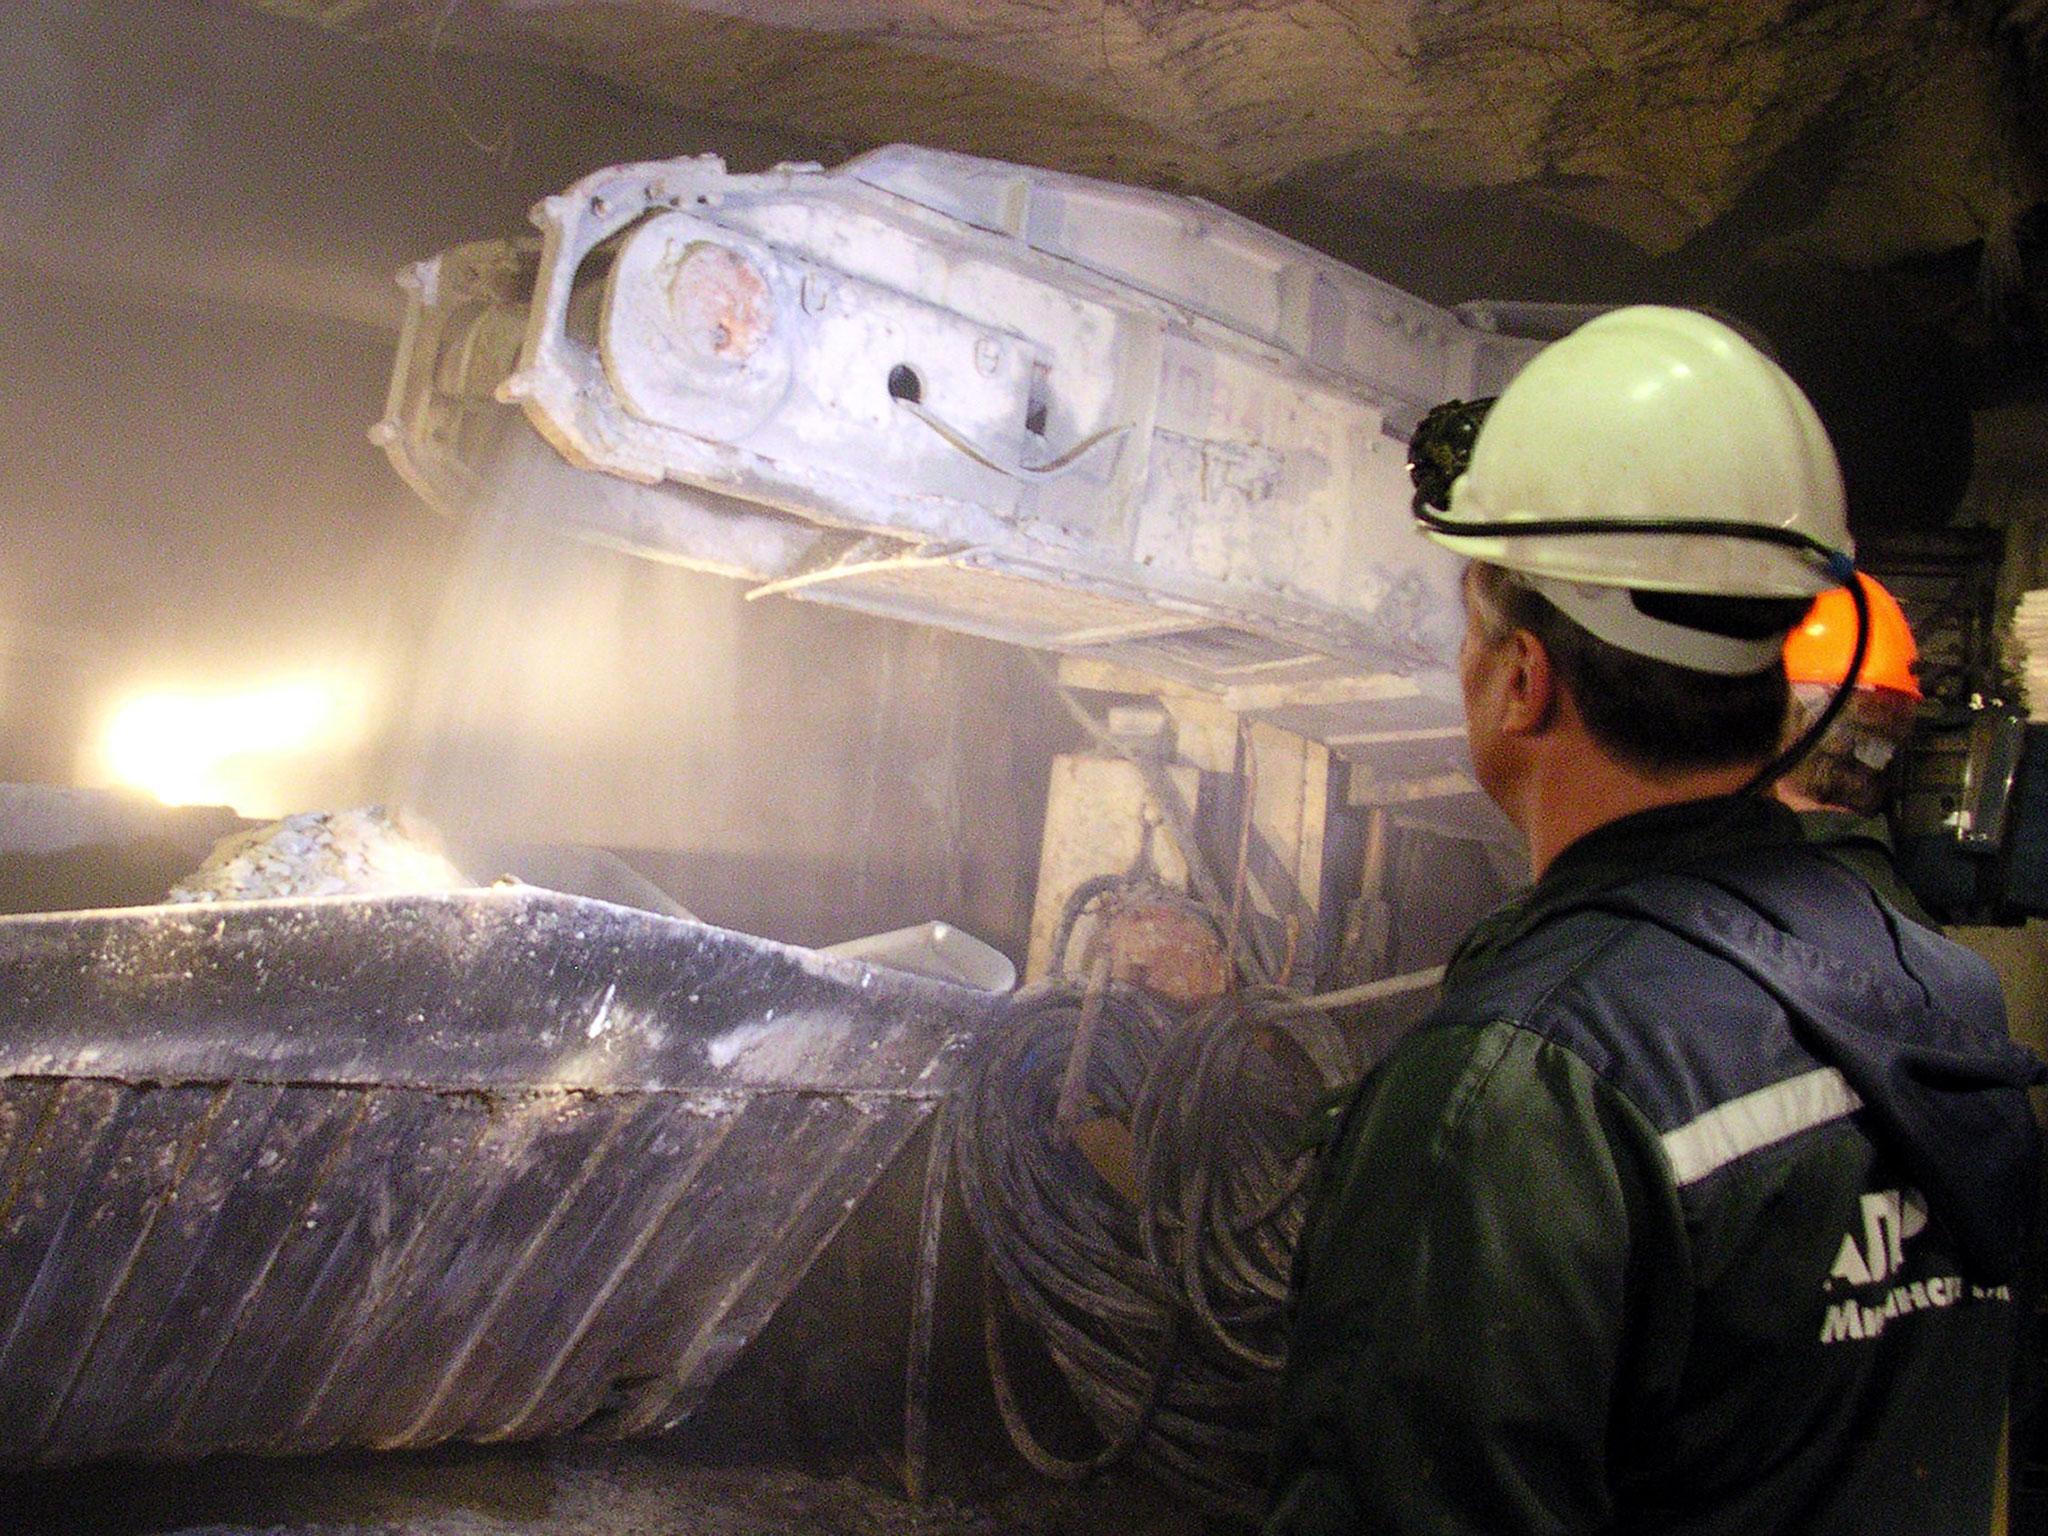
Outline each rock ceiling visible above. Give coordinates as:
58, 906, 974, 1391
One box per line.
252, 2, 2038, 271
248, 0, 2048, 514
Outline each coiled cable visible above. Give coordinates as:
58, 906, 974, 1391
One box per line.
951, 982, 1395, 1514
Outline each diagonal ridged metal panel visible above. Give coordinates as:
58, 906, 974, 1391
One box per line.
0, 888, 995, 1465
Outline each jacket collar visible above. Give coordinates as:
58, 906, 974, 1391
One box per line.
1449, 794, 1802, 984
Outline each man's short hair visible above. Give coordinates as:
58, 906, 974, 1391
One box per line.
1779, 685, 1917, 815
1467, 562, 1804, 777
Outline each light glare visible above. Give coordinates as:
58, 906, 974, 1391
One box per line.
98, 678, 358, 811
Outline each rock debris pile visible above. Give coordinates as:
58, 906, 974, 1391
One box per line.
165, 807, 470, 902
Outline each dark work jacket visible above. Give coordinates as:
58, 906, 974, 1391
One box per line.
1268, 796, 2043, 1536
1794, 806, 1941, 932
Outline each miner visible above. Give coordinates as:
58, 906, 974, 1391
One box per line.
1267, 307, 2041, 1536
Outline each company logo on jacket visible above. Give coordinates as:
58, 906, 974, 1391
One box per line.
1819, 1187, 2011, 1344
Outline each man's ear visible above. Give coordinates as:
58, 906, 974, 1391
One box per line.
1497, 630, 1559, 737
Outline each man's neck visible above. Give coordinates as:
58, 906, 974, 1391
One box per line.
1520, 750, 1763, 880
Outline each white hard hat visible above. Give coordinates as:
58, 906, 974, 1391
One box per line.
1421, 306, 1853, 672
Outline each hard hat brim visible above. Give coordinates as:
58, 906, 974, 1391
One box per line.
1419, 523, 1842, 601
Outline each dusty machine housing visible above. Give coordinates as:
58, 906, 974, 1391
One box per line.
373, 144, 1559, 1001
377, 144, 1547, 729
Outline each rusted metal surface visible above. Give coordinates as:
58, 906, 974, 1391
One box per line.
1100, 898, 1229, 1008
665, 243, 773, 362
0, 887, 996, 1465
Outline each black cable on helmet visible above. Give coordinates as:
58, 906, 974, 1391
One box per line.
1407, 397, 1870, 799
1743, 564, 1867, 795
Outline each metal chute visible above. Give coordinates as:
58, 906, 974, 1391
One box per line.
0, 887, 994, 1464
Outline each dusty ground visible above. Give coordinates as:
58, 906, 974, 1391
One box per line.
0, 1277, 1213, 1536
0, 1438, 1207, 1536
